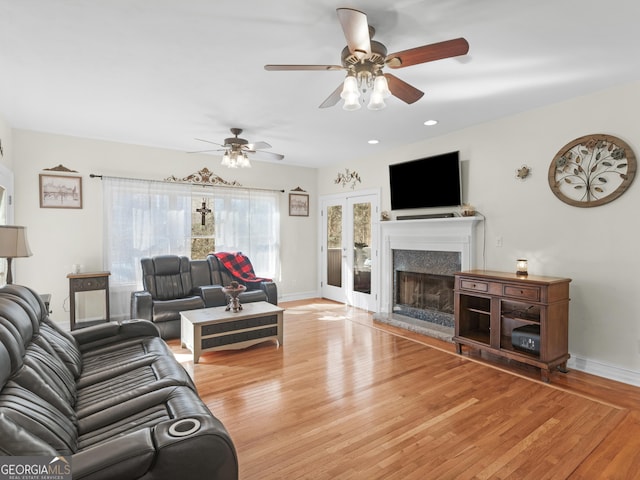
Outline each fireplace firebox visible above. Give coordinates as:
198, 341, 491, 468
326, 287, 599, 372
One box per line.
392, 249, 460, 327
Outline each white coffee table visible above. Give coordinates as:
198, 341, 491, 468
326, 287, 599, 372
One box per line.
180, 301, 284, 363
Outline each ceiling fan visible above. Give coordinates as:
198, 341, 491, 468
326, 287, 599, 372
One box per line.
265, 7, 469, 110
190, 128, 285, 168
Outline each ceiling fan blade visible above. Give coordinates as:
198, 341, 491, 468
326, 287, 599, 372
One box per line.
319, 83, 344, 108
336, 8, 371, 59
187, 148, 224, 154
246, 141, 271, 150
250, 150, 285, 161
386, 37, 469, 68
265, 64, 343, 71
384, 73, 424, 104
194, 138, 224, 147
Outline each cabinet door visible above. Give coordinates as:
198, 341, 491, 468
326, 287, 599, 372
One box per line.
456, 293, 492, 346
500, 298, 541, 357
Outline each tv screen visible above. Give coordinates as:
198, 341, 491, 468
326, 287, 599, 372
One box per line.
389, 151, 461, 210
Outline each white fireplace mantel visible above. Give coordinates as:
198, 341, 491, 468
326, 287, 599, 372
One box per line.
378, 216, 483, 314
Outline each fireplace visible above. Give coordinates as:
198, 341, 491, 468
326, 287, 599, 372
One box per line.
392, 249, 460, 327
376, 216, 481, 333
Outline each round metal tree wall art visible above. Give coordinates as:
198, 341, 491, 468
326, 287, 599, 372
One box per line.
548, 134, 636, 207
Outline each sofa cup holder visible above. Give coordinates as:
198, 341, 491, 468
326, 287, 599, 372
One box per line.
168, 418, 202, 437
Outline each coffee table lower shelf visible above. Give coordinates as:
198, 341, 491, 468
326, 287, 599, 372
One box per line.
180, 301, 284, 363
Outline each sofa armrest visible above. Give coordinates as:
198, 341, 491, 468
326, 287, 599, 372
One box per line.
72, 428, 155, 480
74, 415, 238, 480
193, 285, 227, 308
151, 415, 238, 480
259, 282, 278, 305
71, 320, 160, 350
130, 290, 153, 321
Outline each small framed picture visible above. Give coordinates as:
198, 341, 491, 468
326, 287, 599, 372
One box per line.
39, 174, 83, 209
289, 193, 309, 216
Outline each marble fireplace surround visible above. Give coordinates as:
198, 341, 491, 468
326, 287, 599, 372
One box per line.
375, 216, 482, 340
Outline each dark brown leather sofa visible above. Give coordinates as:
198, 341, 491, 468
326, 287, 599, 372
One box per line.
131, 254, 278, 339
0, 284, 238, 480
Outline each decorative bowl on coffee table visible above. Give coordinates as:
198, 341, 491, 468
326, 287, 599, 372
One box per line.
222, 282, 247, 312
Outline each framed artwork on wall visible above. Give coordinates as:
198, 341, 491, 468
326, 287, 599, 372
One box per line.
39, 174, 83, 209
289, 193, 309, 216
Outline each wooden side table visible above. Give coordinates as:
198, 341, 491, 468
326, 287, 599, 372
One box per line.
67, 271, 111, 330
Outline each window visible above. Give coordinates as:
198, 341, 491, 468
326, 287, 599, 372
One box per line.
103, 177, 280, 320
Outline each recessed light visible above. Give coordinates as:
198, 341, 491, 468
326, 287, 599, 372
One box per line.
368, 139, 379, 144
424, 119, 438, 126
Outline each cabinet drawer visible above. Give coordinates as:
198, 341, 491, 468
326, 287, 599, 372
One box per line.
71, 277, 108, 292
503, 285, 540, 301
460, 279, 489, 293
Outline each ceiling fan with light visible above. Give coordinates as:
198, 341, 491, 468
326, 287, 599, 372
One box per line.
265, 7, 469, 111
189, 128, 285, 168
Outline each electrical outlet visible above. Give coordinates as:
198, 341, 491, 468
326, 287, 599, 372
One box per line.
496, 236, 503, 247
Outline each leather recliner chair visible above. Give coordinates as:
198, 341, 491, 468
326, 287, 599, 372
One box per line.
131, 255, 206, 339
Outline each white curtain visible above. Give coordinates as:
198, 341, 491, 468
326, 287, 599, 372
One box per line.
103, 177, 192, 320
103, 177, 281, 320
212, 187, 281, 280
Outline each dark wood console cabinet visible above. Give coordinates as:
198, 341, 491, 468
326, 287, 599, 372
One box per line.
453, 270, 571, 382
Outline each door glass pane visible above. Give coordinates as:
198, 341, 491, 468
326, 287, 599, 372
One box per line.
327, 205, 342, 287
353, 202, 371, 294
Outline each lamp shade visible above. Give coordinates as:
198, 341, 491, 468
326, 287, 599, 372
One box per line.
0, 226, 33, 258
0, 225, 32, 284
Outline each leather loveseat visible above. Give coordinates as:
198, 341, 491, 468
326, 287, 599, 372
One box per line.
131, 254, 277, 339
0, 284, 238, 480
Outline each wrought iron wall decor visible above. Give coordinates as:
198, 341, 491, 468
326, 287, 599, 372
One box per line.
516, 165, 531, 180
548, 134, 636, 207
165, 167, 241, 186
334, 169, 361, 189
43, 164, 78, 173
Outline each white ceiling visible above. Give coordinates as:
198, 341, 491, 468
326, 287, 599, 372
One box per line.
2, 0, 640, 168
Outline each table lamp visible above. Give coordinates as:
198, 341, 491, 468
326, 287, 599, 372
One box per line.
0, 225, 33, 284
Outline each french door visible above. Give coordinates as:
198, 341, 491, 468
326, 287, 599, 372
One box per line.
320, 190, 379, 311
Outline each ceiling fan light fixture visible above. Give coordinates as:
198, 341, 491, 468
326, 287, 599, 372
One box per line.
343, 95, 361, 111
341, 73, 362, 110
238, 153, 251, 168
221, 151, 232, 167
340, 74, 360, 100
367, 92, 386, 110
373, 74, 391, 98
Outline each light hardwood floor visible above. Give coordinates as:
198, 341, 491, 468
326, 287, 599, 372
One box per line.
169, 299, 640, 479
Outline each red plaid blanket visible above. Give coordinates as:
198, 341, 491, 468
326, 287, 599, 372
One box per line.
213, 252, 272, 283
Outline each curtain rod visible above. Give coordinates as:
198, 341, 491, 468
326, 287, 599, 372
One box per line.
89, 174, 285, 193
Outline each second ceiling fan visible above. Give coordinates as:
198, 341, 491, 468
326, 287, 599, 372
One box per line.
191, 128, 285, 168
265, 7, 469, 110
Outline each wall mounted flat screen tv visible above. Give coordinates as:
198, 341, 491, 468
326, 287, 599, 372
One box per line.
389, 151, 461, 210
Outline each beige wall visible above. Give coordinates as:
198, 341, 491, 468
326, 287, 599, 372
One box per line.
10, 130, 318, 325
0, 113, 11, 170
318, 80, 640, 384
4, 80, 640, 385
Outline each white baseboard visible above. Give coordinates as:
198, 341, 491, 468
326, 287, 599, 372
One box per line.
279, 291, 320, 303
568, 354, 640, 387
